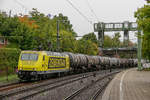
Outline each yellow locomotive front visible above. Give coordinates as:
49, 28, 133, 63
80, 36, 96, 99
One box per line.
18, 51, 43, 80
18, 51, 70, 80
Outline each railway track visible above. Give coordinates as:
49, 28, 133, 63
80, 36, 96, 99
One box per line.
0, 81, 20, 91
0, 79, 43, 92
0, 80, 45, 92
63, 71, 118, 100
0, 81, 19, 88
0, 82, 26, 92
90, 78, 110, 100
0, 70, 109, 100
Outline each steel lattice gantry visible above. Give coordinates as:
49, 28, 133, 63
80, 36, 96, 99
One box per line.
94, 21, 138, 47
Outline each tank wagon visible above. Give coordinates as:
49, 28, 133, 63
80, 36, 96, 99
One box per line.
17, 51, 137, 80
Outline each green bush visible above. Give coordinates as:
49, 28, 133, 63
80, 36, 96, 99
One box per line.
0, 48, 21, 76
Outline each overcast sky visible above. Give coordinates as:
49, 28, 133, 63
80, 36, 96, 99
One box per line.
0, 0, 147, 42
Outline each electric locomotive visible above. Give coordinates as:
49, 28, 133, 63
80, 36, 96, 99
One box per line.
18, 51, 70, 80
17, 50, 138, 81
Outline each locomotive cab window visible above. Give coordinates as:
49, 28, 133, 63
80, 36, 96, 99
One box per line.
21, 53, 38, 61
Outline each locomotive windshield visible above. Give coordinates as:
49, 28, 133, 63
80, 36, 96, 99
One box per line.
21, 53, 38, 61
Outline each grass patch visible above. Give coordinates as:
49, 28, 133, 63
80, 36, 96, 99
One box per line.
0, 74, 19, 83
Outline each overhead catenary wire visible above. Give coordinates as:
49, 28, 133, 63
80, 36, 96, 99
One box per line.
65, 0, 93, 25
85, 0, 99, 22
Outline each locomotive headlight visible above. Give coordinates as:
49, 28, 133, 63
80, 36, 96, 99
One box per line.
20, 68, 22, 70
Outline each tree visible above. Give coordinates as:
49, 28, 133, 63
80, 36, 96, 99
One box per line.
135, 4, 150, 60
0, 9, 99, 55
0, 9, 78, 52
28, 9, 77, 51
76, 39, 98, 55
112, 32, 121, 47
103, 35, 113, 48
75, 33, 99, 55
0, 12, 20, 36
82, 32, 98, 44
59, 30, 77, 52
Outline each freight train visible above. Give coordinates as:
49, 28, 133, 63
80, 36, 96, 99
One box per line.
17, 51, 138, 80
